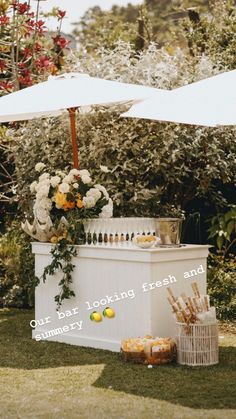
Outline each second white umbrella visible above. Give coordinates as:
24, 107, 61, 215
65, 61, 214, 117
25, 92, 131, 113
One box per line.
122, 70, 236, 127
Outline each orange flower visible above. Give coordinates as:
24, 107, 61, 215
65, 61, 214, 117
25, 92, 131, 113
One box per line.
76, 199, 83, 209
63, 201, 75, 210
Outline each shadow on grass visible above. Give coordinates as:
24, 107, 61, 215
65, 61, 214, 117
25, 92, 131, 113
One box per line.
0, 309, 235, 410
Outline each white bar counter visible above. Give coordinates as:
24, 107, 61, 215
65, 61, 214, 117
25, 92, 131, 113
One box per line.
32, 243, 210, 352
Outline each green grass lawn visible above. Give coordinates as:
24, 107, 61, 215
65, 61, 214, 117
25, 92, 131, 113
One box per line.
0, 309, 235, 419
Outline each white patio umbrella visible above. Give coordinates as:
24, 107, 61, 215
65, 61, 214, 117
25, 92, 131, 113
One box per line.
122, 70, 236, 127
0, 73, 169, 168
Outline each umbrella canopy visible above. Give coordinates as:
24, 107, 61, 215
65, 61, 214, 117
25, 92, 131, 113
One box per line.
0, 73, 168, 123
0, 72, 169, 168
122, 70, 236, 127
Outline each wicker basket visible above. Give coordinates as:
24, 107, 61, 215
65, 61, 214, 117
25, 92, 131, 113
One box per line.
121, 338, 176, 365
176, 322, 219, 366
121, 349, 147, 364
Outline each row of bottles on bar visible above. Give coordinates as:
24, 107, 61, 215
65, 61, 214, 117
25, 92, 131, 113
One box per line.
85, 231, 156, 245
82, 218, 158, 245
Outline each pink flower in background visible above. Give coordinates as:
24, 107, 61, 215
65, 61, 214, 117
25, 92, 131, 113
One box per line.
18, 70, 33, 87
35, 55, 52, 69
0, 60, 6, 71
17, 2, 30, 15
53, 36, 69, 50
0, 15, 10, 25
58, 10, 66, 19
36, 20, 46, 35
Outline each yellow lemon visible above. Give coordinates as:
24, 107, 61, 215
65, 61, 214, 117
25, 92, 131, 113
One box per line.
90, 311, 102, 322
103, 307, 115, 318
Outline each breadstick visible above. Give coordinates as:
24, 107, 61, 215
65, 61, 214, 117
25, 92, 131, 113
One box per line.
176, 299, 184, 311
181, 309, 188, 323
187, 297, 195, 314
167, 297, 178, 313
192, 297, 200, 313
204, 295, 209, 311
193, 282, 201, 298
167, 287, 176, 303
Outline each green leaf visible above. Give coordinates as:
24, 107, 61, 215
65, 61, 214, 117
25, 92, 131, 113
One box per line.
216, 236, 224, 250
227, 220, 235, 236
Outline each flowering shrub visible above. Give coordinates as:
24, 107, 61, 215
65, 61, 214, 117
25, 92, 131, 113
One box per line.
0, 1, 69, 95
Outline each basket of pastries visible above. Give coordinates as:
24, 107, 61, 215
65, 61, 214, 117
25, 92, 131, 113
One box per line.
121, 336, 176, 365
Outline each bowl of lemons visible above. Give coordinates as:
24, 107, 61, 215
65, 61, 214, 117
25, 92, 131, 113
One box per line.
132, 234, 159, 249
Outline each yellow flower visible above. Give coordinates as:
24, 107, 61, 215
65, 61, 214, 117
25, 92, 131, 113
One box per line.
54, 190, 76, 211
50, 236, 58, 244
76, 193, 84, 209
54, 191, 67, 209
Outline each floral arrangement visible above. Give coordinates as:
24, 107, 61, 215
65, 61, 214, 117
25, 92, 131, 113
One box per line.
22, 162, 113, 308
23, 162, 113, 243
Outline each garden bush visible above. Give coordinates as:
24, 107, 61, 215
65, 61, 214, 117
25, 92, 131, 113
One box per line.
207, 253, 236, 321
0, 225, 37, 308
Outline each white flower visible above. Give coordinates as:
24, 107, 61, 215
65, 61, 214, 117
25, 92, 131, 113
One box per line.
79, 169, 90, 177
72, 183, 79, 189
69, 169, 80, 176
99, 199, 113, 218
35, 179, 50, 192
81, 175, 92, 184
86, 188, 102, 202
38, 178, 50, 186
39, 172, 50, 181
94, 184, 109, 200
63, 174, 74, 184
100, 165, 110, 173
50, 176, 61, 188
82, 196, 96, 209
59, 183, 70, 193
36, 184, 50, 199
35, 162, 46, 172
56, 170, 65, 177
30, 181, 38, 193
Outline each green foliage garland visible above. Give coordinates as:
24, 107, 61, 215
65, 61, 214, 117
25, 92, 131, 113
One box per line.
42, 239, 77, 309
41, 219, 86, 309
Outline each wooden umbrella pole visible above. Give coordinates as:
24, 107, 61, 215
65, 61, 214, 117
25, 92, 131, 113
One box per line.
68, 107, 79, 169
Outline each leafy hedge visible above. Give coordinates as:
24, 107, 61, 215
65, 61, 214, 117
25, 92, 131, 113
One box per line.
207, 254, 236, 321
0, 226, 37, 308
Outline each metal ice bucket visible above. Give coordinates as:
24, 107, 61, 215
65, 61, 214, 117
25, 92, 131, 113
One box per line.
156, 218, 182, 246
